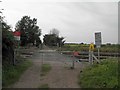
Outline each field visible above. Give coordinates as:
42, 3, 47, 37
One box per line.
58, 43, 119, 53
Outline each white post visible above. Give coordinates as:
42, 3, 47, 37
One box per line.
91, 51, 93, 64
89, 50, 90, 63
89, 50, 93, 64
98, 48, 100, 60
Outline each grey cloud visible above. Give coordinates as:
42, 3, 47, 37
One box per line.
2, 1, 118, 44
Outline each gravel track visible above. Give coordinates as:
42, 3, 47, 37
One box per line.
11, 46, 88, 88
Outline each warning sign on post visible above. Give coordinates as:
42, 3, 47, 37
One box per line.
95, 32, 102, 48
89, 43, 94, 51
13, 31, 21, 41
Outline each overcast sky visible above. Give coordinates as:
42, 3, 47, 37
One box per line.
1, 0, 118, 44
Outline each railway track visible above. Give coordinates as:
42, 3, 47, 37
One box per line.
60, 51, 120, 59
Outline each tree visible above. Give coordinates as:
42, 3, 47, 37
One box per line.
56, 36, 65, 47
1, 3, 15, 66
43, 34, 56, 46
50, 28, 59, 36
15, 16, 41, 46
35, 35, 42, 48
2, 20, 15, 66
43, 29, 65, 47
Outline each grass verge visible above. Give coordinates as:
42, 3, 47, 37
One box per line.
2, 58, 32, 87
38, 84, 49, 89
40, 64, 51, 76
78, 58, 118, 88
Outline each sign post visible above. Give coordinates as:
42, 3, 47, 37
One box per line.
89, 43, 94, 64
95, 32, 102, 60
98, 48, 100, 60
13, 31, 21, 65
89, 43, 100, 64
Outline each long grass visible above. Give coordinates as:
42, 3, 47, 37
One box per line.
78, 58, 118, 88
2, 59, 32, 87
40, 64, 52, 76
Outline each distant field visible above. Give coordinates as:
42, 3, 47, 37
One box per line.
58, 44, 119, 53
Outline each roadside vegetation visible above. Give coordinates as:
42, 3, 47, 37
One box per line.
78, 58, 118, 88
2, 57, 32, 87
40, 64, 52, 76
2, 15, 40, 87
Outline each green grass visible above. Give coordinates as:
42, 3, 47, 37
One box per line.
38, 84, 49, 89
40, 64, 52, 76
78, 58, 118, 88
2, 59, 33, 87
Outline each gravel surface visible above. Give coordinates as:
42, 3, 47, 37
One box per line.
11, 46, 88, 88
